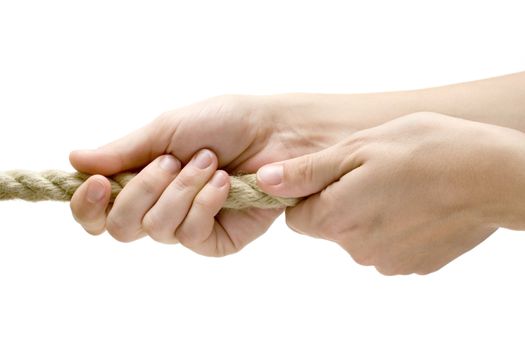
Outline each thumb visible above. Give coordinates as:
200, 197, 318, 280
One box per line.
69, 117, 170, 175
256, 142, 360, 198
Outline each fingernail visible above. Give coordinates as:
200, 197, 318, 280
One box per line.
257, 164, 283, 185
193, 149, 213, 169
86, 180, 106, 204
210, 171, 228, 188
158, 154, 180, 173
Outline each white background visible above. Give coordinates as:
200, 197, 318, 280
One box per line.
1, 1, 524, 349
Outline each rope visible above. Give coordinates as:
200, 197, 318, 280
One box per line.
0, 170, 299, 210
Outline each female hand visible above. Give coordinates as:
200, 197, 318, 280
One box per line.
69, 95, 353, 256
257, 112, 525, 274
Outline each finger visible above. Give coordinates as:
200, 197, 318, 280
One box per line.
70, 175, 112, 235
142, 149, 218, 244
105, 154, 181, 243
256, 136, 364, 198
174, 170, 230, 254
212, 206, 284, 256
69, 116, 174, 175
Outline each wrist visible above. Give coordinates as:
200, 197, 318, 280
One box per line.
270, 90, 428, 130
479, 127, 525, 230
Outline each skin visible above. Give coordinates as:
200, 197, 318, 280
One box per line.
70, 72, 525, 273
257, 112, 525, 275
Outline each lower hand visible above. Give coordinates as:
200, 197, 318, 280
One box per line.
257, 112, 525, 275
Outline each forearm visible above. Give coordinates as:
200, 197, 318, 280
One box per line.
276, 71, 525, 132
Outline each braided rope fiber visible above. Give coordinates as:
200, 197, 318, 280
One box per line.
0, 170, 299, 210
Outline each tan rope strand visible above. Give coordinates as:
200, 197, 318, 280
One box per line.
0, 170, 299, 210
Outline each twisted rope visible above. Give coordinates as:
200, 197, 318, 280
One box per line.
0, 170, 299, 210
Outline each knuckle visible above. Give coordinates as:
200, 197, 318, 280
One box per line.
135, 176, 158, 196
315, 203, 352, 243
375, 265, 399, 276
395, 266, 416, 276
316, 192, 350, 241
213, 238, 230, 257
350, 251, 374, 267
340, 131, 368, 152
148, 232, 170, 244
323, 225, 346, 242
84, 224, 105, 236
141, 214, 175, 244
175, 229, 198, 247
70, 202, 100, 225
175, 223, 215, 248
285, 209, 309, 236
286, 204, 333, 240
192, 193, 216, 213
415, 265, 440, 276
106, 214, 134, 243
292, 155, 316, 186
324, 218, 360, 243
141, 212, 158, 236
374, 258, 413, 276
372, 249, 403, 276
207, 251, 226, 258
110, 233, 135, 243
171, 173, 196, 192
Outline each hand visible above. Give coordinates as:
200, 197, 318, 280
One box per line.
69, 95, 352, 256
257, 112, 525, 275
